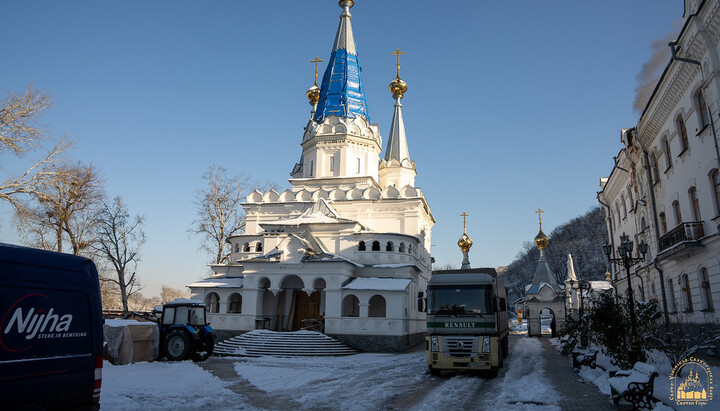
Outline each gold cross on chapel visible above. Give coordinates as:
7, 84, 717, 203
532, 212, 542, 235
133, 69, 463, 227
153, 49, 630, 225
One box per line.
461, 212, 469, 233
535, 208, 544, 228
310, 56, 324, 84
391, 48, 405, 76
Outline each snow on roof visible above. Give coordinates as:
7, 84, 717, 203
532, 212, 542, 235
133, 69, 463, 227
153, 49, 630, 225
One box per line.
165, 298, 205, 305
187, 278, 244, 288
269, 212, 340, 225
369, 263, 415, 269
342, 277, 411, 291
589, 281, 613, 291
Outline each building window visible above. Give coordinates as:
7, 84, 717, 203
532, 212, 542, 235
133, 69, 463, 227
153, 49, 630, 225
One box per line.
650, 152, 661, 183
408, 244, 414, 254
371, 241, 381, 251
640, 217, 647, 232
621, 194, 627, 218
310, 160, 314, 177
663, 138, 672, 169
386, 241, 394, 252
681, 274, 693, 312
368, 295, 386, 318
398, 242, 406, 253
329, 155, 334, 172
233, 243, 240, 253
342, 295, 359, 317
672, 200, 683, 225
358, 241, 366, 251
667, 279, 677, 313
628, 188, 634, 210
242, 242, 250, 252
659, 212, 667, 234
676, 114, 689, 152
711, 169, 720, 216
255, 242, 263, 252
228, 293, 242, 314
689, 186, 701, 221
697, 89, 710, 129
205, 292, 220, 314
700, 268, 714, 311
356, 158, 361, 174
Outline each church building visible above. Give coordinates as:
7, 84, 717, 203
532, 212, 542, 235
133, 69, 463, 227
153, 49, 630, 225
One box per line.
188, 0, 434, 352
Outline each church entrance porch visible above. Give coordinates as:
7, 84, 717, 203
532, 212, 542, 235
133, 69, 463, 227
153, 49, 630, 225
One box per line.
274, 275, 326, 331
540, 308, 557, 337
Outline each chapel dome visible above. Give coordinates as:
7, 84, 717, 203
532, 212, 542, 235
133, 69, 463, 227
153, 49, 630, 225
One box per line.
457, 233, 473, 252
389, 76, 407, 99
534, 229, 549, 249
307, 84, 320, 105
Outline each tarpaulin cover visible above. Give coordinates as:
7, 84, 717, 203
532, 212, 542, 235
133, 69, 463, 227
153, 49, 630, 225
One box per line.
103, 320, 159, 364
313, 49, 370, 122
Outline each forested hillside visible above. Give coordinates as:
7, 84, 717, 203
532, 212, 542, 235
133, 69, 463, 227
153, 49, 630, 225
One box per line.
501, 206, 609, 303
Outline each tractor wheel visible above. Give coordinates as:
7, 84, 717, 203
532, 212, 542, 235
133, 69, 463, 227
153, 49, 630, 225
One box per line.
165, 330, 191, 361
192, 337, 214, 362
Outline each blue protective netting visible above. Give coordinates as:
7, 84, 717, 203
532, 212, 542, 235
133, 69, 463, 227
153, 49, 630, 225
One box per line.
313, 49, 370, 122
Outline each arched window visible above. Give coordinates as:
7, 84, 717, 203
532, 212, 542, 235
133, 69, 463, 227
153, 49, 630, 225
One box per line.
650, 151, 661, 183
242, 242, 250, 252
659, 212, 668, 234
386, 241, 394, 252
255, 242, 263, 252
628, 188, 634, 210
228, 293, 242, 314
640, 217, 647, 232
205, 292, 220, 314
408, 244, 414, 254
398, 242, 405, 253
621, 194, 627, 218
667, 279, 677, 313
688, 186, 701, 221
681, 274, 693, 312
699, 268, 714, 311
672, 200, 683, 225
676, 113, 689, 152
356, 158, 361, 174
368, 295, 386, 318
233, 243, 240, 253
696, 89, 710, 129
663, 137, 672, 169
371, 241, 380, 251
358, 241, 366, 251
711, 169, 720, 216
342, 295, 359, 317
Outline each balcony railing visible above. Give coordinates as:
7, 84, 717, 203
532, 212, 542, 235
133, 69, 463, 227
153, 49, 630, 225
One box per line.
659, 221, 704, 251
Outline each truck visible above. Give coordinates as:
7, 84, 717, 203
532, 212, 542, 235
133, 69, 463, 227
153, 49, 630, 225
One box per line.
157, 299, 216, 361
0, 243, 104, 410
423, 268, 509, 376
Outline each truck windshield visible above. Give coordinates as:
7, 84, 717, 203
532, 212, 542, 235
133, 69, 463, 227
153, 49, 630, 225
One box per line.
428, 284, 493, 315
189, 307, 206, 326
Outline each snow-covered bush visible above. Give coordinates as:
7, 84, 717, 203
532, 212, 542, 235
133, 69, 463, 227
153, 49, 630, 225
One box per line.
646, 319, 720, 368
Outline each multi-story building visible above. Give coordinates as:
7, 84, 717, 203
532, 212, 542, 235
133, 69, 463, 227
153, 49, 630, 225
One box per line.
598, 0, 720, 323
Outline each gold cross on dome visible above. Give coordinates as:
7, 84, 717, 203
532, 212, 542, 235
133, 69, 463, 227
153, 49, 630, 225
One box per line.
391, 48, 405, 76
310, 56, 324, 83
461, 212, 469, 232
535, 208, 544, 227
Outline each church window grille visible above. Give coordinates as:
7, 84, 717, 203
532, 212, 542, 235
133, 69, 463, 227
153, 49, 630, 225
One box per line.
697, 89, 710, 129
667, 279, 677, 313
676, 114, 689, 152
663, 138, 672, 169
228, 293, 242, 314
711, 169, 720, 216
398, 242, 406, 253
689, 186, 701, 221
386, 241, 394, 252
205, 292, 220, 314
700, 268, 714, 311
672, 200, 683, 226
659, 212, 667, 234
358, 241, 366, 251
255, 242, 263, 252
681, 274, 693, 312
368, 295, 386, 318
242, 242, 250, 252
342, 295, 359, 317
371, 241, 380, 251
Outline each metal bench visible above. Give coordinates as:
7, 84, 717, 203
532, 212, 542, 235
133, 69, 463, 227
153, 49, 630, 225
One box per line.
609, 362, 659, 410
572, 350, 599, 369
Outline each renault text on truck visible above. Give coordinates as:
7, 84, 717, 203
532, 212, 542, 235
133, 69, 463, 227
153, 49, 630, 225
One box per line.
424, 268, 508, 376
0, 243, 104, 410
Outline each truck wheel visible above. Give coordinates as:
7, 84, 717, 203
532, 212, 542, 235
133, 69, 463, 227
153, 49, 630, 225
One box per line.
192, 338, 214, 362
503, 336, 509, 359
429, 366, 441, 377
166, 330, 191, 361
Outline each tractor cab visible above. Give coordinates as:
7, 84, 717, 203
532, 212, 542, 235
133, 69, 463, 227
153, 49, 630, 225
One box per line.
159, 299, 216, 361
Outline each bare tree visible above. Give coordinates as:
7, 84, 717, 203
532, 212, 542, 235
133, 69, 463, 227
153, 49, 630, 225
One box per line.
95, 197, 145, 315
1, 85, 71, 212
191, 166, 276, 265
160, 285, 188, 304
15, 162, 104, 256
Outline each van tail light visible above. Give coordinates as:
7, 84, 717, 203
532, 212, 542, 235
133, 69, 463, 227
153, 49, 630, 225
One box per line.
93, 355, 103, 404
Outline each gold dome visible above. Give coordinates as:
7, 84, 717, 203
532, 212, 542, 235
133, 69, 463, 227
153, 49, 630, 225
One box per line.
389, 76, 407, 99
457, 233, 473, 252
306, 84, 320, 105
534, 229, 549, 249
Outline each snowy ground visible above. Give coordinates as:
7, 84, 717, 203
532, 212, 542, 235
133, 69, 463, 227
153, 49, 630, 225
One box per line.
101, 334, 561, 410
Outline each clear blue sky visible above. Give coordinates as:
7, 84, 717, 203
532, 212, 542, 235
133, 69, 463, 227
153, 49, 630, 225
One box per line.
0, 1, 682, 297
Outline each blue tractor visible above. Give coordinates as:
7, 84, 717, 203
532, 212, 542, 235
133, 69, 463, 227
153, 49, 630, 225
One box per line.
159, 299, 217, 362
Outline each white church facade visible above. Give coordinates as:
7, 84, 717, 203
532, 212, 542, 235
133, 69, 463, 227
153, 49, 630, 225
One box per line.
188, 0, 434, 351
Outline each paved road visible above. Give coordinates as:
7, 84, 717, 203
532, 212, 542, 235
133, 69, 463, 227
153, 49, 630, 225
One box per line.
200, 334, 620, 410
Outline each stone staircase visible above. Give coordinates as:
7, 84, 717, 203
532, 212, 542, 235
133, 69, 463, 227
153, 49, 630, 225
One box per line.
213, 329, 358, 357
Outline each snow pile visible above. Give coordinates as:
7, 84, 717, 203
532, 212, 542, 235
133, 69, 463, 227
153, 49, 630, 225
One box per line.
101, 361, 242, 410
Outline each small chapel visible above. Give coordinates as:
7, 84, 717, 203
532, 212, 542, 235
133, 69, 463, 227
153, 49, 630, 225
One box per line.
188, 0, 434, 352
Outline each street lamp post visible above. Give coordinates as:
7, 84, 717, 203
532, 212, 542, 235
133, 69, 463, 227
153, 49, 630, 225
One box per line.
579, 279, 589, 347
603, 233, 648, 366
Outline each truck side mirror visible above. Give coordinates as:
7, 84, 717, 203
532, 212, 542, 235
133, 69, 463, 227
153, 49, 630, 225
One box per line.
417, 291, 426, 312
